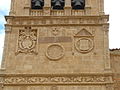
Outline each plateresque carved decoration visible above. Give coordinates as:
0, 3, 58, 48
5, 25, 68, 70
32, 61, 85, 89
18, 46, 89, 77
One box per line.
52, 27, 60, 36
72, 0, 85, 9
46, 44, 64, 60
51, 0, 65, 10
31, 0, 44, 9
0, 75, 112, 85
75, 38, 93, 53
16, 27, 37, 55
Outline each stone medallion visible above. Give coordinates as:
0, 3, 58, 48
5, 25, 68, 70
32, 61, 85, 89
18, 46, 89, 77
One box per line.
75, 38, 93, 53
46, 44, 64, 61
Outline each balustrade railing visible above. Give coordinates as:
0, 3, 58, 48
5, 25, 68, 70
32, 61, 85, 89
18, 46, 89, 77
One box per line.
31, 10, 43, 16
72, 10, 85, 16
30, 10, 85, 16
51, 10, 64, 16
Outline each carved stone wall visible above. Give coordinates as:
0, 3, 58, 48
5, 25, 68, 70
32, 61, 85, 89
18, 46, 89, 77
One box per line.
0, 14, 112, 90
0, 0, 113, 90
110, 53, 120, 90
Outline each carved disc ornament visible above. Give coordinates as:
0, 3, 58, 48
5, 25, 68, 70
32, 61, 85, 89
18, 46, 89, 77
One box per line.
46, 44, 64, 60
75, 38, 93, 53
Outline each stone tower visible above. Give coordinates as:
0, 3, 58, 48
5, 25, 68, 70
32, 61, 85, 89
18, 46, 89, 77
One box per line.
0, 0, 114, 90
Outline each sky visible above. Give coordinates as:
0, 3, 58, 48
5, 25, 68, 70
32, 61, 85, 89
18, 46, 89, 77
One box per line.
0, 0, 120, 64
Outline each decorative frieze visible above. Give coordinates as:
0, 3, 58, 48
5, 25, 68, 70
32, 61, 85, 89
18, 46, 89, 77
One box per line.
0, 74, 113, 85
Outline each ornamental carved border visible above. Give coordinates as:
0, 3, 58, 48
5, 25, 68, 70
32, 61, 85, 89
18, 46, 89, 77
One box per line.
0, 74, 113, 85
16, 27, 38, 55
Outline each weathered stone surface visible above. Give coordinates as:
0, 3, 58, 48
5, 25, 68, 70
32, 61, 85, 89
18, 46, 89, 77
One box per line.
0, 0, 116, 90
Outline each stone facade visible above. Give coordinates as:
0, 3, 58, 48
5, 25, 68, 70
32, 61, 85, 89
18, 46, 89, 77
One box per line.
110, 49, 120, 90
0, 0, 118, 90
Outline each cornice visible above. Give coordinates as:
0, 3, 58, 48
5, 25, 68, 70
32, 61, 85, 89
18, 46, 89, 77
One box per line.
0, 72, 113, 77
110, 49, 120, 56
5, 15, 109, 20
5, 23, 109, 27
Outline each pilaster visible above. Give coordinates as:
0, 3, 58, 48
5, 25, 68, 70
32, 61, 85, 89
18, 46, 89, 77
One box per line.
43, 0, 51, 16
85, 0, 91, 15
103, 24, 111, 71
64, 0, 72, 16
24, 0, 30, 15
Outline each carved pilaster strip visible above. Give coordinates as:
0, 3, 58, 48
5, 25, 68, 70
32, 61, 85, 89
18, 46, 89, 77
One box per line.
103, 24, 111, 70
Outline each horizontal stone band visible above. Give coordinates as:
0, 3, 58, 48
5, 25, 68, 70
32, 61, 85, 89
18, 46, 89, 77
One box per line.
0, 74, 113, 85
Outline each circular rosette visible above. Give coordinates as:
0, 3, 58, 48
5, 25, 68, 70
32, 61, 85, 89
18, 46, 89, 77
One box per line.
46, 44, 64, 61
75, 38, 94, 53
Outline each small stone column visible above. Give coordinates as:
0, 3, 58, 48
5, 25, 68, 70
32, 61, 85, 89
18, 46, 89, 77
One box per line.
44, 0, 51, 16
64, 0, 72, 16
